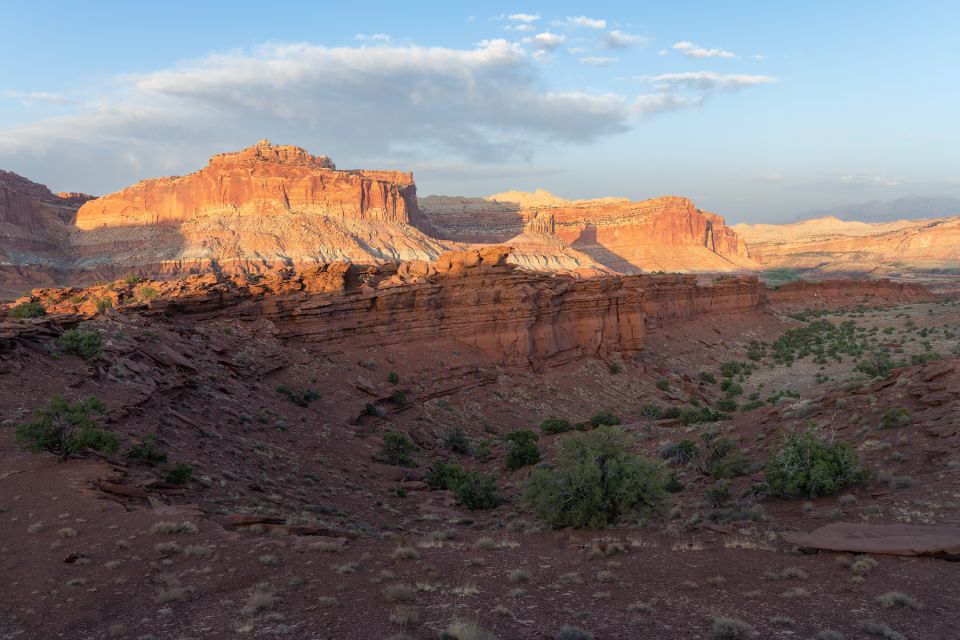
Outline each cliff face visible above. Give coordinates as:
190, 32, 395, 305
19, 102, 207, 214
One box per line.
419, 192, 757, 274
20, 248, 647, 370
637, 274, 768, 328
767, 279, 937, 309
734, 216, 960, 275
75, 140, 420, 229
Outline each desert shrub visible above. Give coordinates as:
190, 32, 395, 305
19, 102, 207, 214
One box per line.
655, 378, 670, 391
699, 371, 717, 384
661, 439, 699, 464
879, 407, 911, 429
640, 403, 663, 419
8, 300, 46, 318
96, 298, 113, 313
720, 361, 747, 378
857, 351, 894, 378
523, 427, 667, 528
608, 361, 623, 374
554, 626, 595, 640
746, 340, 766, 362
741, 400, 764, 412
720, 379, 743, 397
716, 398, 738, 412
664, 472, 684, 493
705, 480, 731, 508
454, 472, 503, 510
505, 430, 540, 470
388, 371, 400, 384
590, 411, 621, 427
165, 462, 193, 485
446, 427, 471, 454
712, 616, 759, 639
475, 439, 493, 461
57, 328, 102, 360
425, 459, 466, 490
378, 432, 417, 467
137, 286, 159, 301
16, 395, 117, 462
765, 427, 866, 498
128, 435, 167, 465
390, 389, 408, 407
274, 384, 320, 407
540, 417, 573, 434
123, 274, 141, 285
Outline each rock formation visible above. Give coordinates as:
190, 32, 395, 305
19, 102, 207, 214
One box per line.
734, 215, 960, 276
419, 191, 757, 273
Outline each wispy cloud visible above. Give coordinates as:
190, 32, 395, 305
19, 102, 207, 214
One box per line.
839, 173, 901, 187
672, 41, 735, 59
523, 32, 566, 50
354, 33, 391, 43
602, 30, 647, 48
508, 13, 540, 23
559, 16, 607, 29
645, 71, 777, 90
580, 56, 618, 67
4, 90, 76, 107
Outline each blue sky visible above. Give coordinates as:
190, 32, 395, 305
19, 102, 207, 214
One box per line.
1, 1, 958, 222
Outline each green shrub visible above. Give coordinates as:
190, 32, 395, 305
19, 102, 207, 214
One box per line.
96, 298, 113, 313
445, 427, 471, 454
16, 395, 117, 462
540, 417, 573, 434
857, 351, 894, 378
128, 435, 167, 465
699, 371, 717, 384
275, 384, 320, 407
8, 300, 46, 318
390, 389, 408, 407
716, 398, 738, 412
425, 459, 466, 490
655, 378, 670, 391
705, 481, 731, 508
590, 411, 621, 427
608, 362, 623, 374
123, 274, 141, 285
741, 400, 764, 412
378, 432, 417, 467
720, 379, 743, 397
640, 403, 663, 419
879, 407, 911, 429
57, 328, 102, 360
523, 427, 667, 528
138, 286, 159, 301
765, 427, 866, 498
165, 462, 193, 485
505, 430, 540, 470
475, 439, 493, 462
720, 361, 745, 378
664, 472, 684, 493
661, 439, 699, 464
388, 371, 400, 384
454, 472, 503, 510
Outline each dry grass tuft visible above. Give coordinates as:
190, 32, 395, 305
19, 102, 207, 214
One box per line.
712, 616, 759, 640
384, 583, 417, 603
154, 574, 187, 604
443, 620, 496, 640
874, 591, 921, 609
241, 584, 277, 616
392, 543, 420, 560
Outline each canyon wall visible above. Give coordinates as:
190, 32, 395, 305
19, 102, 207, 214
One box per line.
767, 279, 937, 309
638, 274, 768, 328
0, 170, 92, 262
20, 247, 646, 370
419, 192, 757, 273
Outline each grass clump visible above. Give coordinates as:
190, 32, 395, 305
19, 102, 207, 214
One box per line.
165, 462, 192, 485
524, 426, 666, 528
590, 410, 621, 427
128, 435, 167, 465
879, 407, 911, 429
874, 591, 920, 609
711, 616, 759, 640
765, 426, 866, 498
16, 395, 117, 462
57, 328, 102, 360
425, 459, 466, 490
554, 626, 594, 640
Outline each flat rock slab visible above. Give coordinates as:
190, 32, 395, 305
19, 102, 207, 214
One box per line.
786, 523, 960, 559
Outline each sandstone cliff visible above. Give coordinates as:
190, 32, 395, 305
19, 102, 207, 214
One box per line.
419, 191, 757, 274
734, 216, 960, 275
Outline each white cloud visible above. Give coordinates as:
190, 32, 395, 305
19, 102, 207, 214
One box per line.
603, 30, 647, 48
0, 40, 635, 192
4, 90, 76, 107
646, 71, 777, 90
508, 13, 540, 23
523, 32, 566, 50
505, 23, 536, 32
561, 16, 607, 29
354, 33, 391, 43
672, 41, 736, 59
580, 56, 618, 67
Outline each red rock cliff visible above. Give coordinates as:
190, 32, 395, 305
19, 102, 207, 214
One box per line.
75, 139, 421, 229
768, 279, 936, 309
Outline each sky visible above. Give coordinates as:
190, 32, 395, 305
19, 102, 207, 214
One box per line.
1, 1, 959, 223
